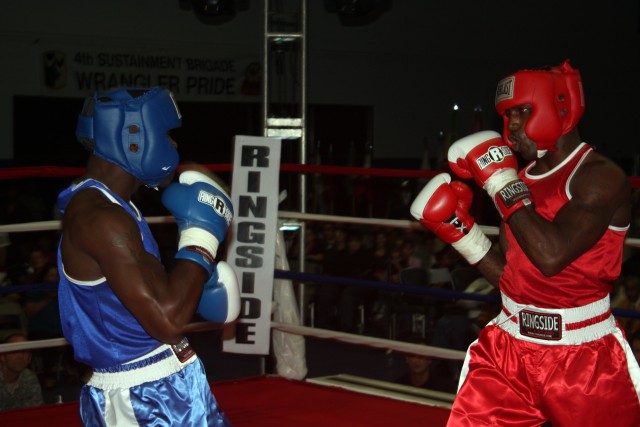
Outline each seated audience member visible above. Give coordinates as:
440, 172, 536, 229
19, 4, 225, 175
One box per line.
612, 269, 640, 336
336, 230, 375, 333
395, 336, 457, 394
371, 229, 393, 282
17, 244, 54, 286
0, 233, 10, 286
314, 225, 348, 329
387, 246, 405, 284
23, 262, 63, 389
0, 333, 44, 410
23, 262, 62, 339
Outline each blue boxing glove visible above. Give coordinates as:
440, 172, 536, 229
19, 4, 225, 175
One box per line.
162, 170, 234, 276
197, 261, 241, 323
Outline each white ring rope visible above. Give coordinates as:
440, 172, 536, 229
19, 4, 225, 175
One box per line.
0, 322, 223, 354
270, 322, 466, 360
0, 321, 466, 361
1, 213, 638, 247
0, 337, 68, 354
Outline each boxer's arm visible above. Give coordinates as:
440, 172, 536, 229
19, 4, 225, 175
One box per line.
62, 192, 206, 344
508, 156, 631, 276
474, 229, 507, 289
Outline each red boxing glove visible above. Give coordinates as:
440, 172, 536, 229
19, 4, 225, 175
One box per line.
410, 173, 491, 265
448, 130, 533, 221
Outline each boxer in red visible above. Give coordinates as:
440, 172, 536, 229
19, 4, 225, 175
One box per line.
411, 60, 640, 426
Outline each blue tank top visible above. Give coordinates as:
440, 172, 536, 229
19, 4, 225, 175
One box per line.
57, 179, 162, 368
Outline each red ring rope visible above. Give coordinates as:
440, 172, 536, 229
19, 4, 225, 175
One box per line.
1, 164, 639, 187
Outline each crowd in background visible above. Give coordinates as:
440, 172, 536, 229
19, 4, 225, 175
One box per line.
0, 228, 92, 409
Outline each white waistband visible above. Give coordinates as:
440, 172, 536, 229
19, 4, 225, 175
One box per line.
87, 344, 197, 390
501, 293, 611, 323
494, 293, 617, 345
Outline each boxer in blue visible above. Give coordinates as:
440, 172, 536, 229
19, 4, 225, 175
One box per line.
56, 87, 240, 426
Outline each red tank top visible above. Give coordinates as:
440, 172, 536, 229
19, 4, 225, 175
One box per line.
500, 143, 629, 308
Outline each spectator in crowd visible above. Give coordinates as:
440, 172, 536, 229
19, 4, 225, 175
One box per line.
0, 180, 49, 225
0, 233, 10, 286
314, 225, 349, 329
370, 229, 393, 282
369, 229, 394, 328
23, 262, 61, 338
287, 223, 324, 275
23, 262, 62, 389
336, 230, 375, 333
386, 179, 417, 219
406, 236, 435, 271
14, 243, 55, 286
394, 335, 457, 394
0, 332, 44, 410
399, 239, 417, 267
612, 262, 640, 337
314, 227, 376, 332
387, 246, 406, 284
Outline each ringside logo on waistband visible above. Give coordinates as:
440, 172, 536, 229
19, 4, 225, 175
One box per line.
519, 310, 562, 340
171, 337, 196, 363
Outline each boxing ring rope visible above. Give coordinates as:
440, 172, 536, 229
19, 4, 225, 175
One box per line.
1, 163, 640, 186
0, 212, 637, 248
0, 321, 465, 363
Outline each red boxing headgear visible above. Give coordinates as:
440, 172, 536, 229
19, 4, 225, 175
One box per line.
495, 60, 585, 152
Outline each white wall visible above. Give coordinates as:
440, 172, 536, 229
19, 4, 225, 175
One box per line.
1, 0, 638, 165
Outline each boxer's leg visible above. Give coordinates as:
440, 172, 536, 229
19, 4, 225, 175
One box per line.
541, 331, 640, 427
447, 326, 546, 427
80, 360, 231, 427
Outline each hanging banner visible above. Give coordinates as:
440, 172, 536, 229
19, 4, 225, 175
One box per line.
224, 135, 282, 355
39, 46, 262, 100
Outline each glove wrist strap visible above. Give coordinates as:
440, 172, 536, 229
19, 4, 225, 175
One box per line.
176, 246, 215, 276
178, 228, 220, 260
494, 192, 533, 221
483, 169, 518, 198
451, 223, 492, 265
484, 170, 533, 221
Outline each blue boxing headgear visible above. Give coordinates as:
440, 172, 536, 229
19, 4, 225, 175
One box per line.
76, 86, 181, 187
